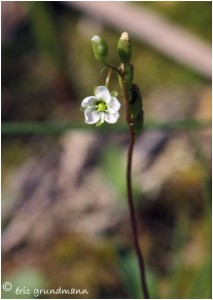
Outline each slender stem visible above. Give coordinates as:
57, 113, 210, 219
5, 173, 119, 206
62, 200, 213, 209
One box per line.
104, 62, 123, 76
105, 68, 112, 88
120, 77, 150, 299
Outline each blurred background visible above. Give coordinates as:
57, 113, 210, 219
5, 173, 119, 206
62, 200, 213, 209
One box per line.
1, 1, 212, 299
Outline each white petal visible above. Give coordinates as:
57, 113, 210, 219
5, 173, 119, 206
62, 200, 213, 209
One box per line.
84, 108, 101, 124
96, 113, 105, 126
104, 112, 119, 124
81, 96, 96, 108
107, 107, 115, 114
108, 97, 121, 112
95, 86, 111, 103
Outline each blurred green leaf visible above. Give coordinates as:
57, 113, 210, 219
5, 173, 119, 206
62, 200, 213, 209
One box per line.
28, 2, 63, 68
100, 145, 126, 199
186, 257, 212, 299
117, 253, 143, 299
117, 252, 158, 299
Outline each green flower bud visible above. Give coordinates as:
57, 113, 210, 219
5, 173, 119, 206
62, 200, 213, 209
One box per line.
91, 35, 108, 63
117, 32, 132, 64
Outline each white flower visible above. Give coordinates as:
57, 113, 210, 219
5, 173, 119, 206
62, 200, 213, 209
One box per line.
81, 86, 121, 126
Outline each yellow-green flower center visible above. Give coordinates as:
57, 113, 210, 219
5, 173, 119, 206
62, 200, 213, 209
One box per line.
96, 100, 107, 112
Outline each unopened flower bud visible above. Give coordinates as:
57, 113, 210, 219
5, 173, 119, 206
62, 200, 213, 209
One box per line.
91, 35, 108, 63
117, 32, 132, 64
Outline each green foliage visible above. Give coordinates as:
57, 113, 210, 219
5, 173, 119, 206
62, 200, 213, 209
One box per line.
100, 144, 142, 202
168, 256, 212, 299
117, 253, 143, 298
28, 2, 63, 68
186, 257, 212, 299
117, 253, 158, 299
100, 145, 126, 199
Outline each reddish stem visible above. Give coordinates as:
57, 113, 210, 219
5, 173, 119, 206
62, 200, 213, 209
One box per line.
121, 77, 150, 299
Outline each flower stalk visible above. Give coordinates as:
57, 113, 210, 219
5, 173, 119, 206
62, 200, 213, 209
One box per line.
105, 68, 113, 88
118, 32, 149, 298
119, 73, 150, 299
82, 31, 150, 298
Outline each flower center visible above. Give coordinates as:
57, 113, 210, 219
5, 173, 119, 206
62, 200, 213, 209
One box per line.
96, 100, 107, 112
